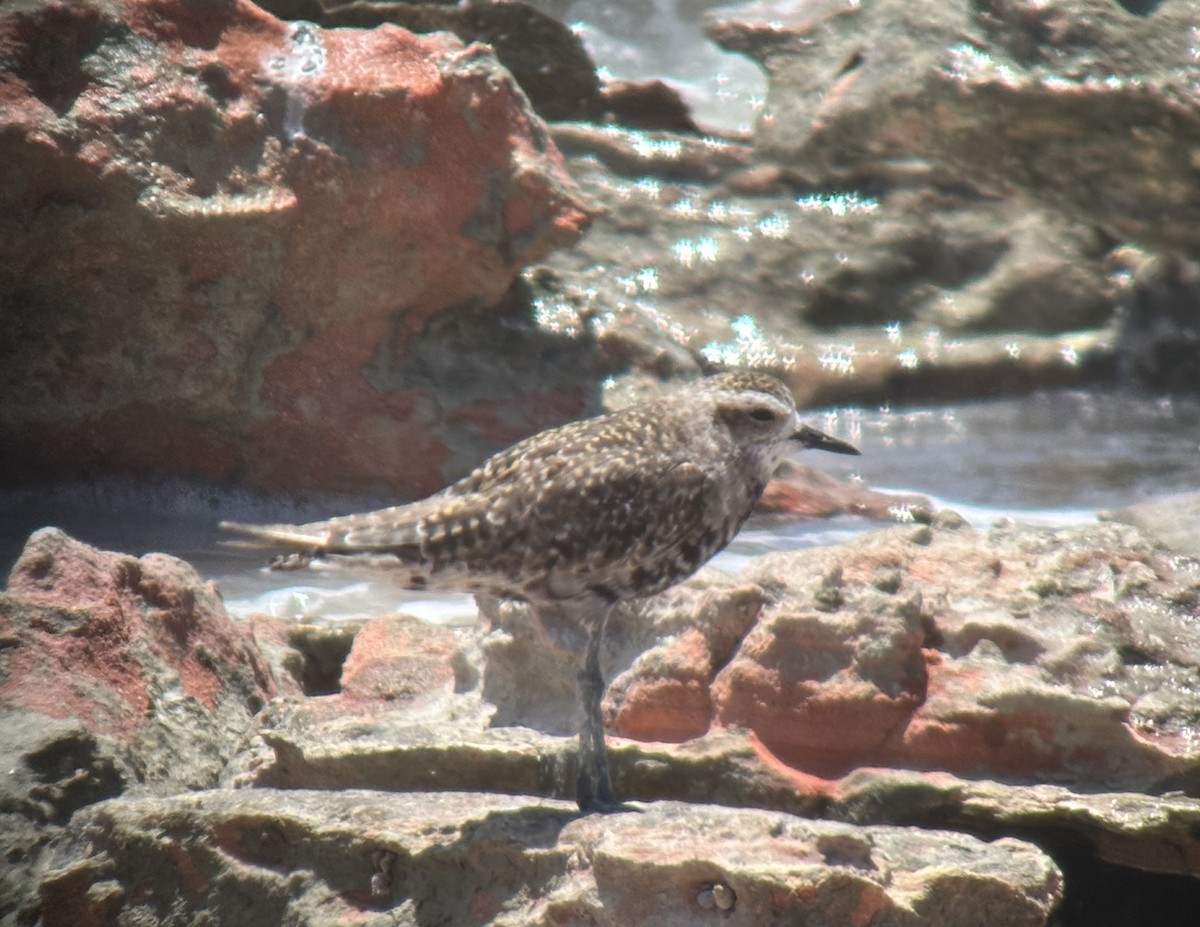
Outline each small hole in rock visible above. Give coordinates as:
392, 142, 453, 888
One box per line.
836, 50, 864, 77
1112, 0, 1164, 15
286, 623, 360, 695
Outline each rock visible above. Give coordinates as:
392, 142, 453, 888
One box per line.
600, 78, 700, 133
758, 460, 931, 519
1109, 249, 1200, 394
1104, 491, 1200, 560
528, 152, 1117, 406
244, 517, 1200, 800
2, 528, 274, 790
604, 577, 767, 743
42, 790, 1063, 927
549, 122, 753, 182
314, 0, 606, 122
0, 711, 124, 927
714, 518, 1200, 791
234, 716, 1200, 878
222, 610, 495, 792
0, 527, 276, 927
338, 613, 460, 702
712, 561, 928, 776
832, 767, 1200, 879
478, 595, 585, 735
234, 514, 1200, 799
6, 506, 1199, 923
247, 719, 568, 796
241, 614, 357, 699
707, 0, 1200, 253
258, 2, 701, 130
205, 516, 1200, 923
0, 0, 595, 495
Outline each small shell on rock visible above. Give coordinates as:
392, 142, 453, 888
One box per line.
697, 882, 736, 912
370, 850, 396, 899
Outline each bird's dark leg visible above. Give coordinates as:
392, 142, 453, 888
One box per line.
576, 604, 616, 812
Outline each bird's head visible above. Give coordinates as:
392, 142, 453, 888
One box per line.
704, 370, 860, 469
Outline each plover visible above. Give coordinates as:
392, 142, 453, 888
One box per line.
222, 370, 860, 810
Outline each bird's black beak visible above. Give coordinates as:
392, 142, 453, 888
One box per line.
792, 424, 861, 455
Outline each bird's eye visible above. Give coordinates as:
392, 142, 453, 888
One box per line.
748, 408, 776, 423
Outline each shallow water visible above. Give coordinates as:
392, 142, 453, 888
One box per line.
2, 390, 1195, 624
532, 0, 765, 132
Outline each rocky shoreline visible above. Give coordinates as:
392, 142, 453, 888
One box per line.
4, 497, 1199, 925
4, 0, 1200, 922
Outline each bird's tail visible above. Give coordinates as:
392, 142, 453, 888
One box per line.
218, 520, 326, 549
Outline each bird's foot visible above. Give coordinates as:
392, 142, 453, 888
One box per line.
577, 795, 640, 815
576, 773, 639, 814
575, 750, 641, 814
576, 767, 614, 813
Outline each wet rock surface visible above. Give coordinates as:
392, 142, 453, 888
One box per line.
509, 0, 1199, 401
526, 144, 1119, 408
706, 0, 1200, 252
1106, 490, 1200, 560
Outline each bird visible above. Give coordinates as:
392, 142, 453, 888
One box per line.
221, 370, 860, 811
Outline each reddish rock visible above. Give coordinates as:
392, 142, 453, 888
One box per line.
702, 518, 1200, 791
0, 0, 594, 495
604, 580, 765, 743
712, 572, 927, 776
220, 612, 474, 786
513, 514, 1200, 794
605, 628, 713, 742
1, 528, 274, 789
758, 460, 931, 519
316, 0, 605, 122
479, 573, 767, 744
232, 517, 1199, 808
892, 654, 1170, 782
338, 614, 458, 702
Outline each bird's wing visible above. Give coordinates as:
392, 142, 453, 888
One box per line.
224, 448, 716, 561
218, 411, 645, 552
438, 450, 723, 582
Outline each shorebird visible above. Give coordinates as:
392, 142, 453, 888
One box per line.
222, 370, 860, 810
